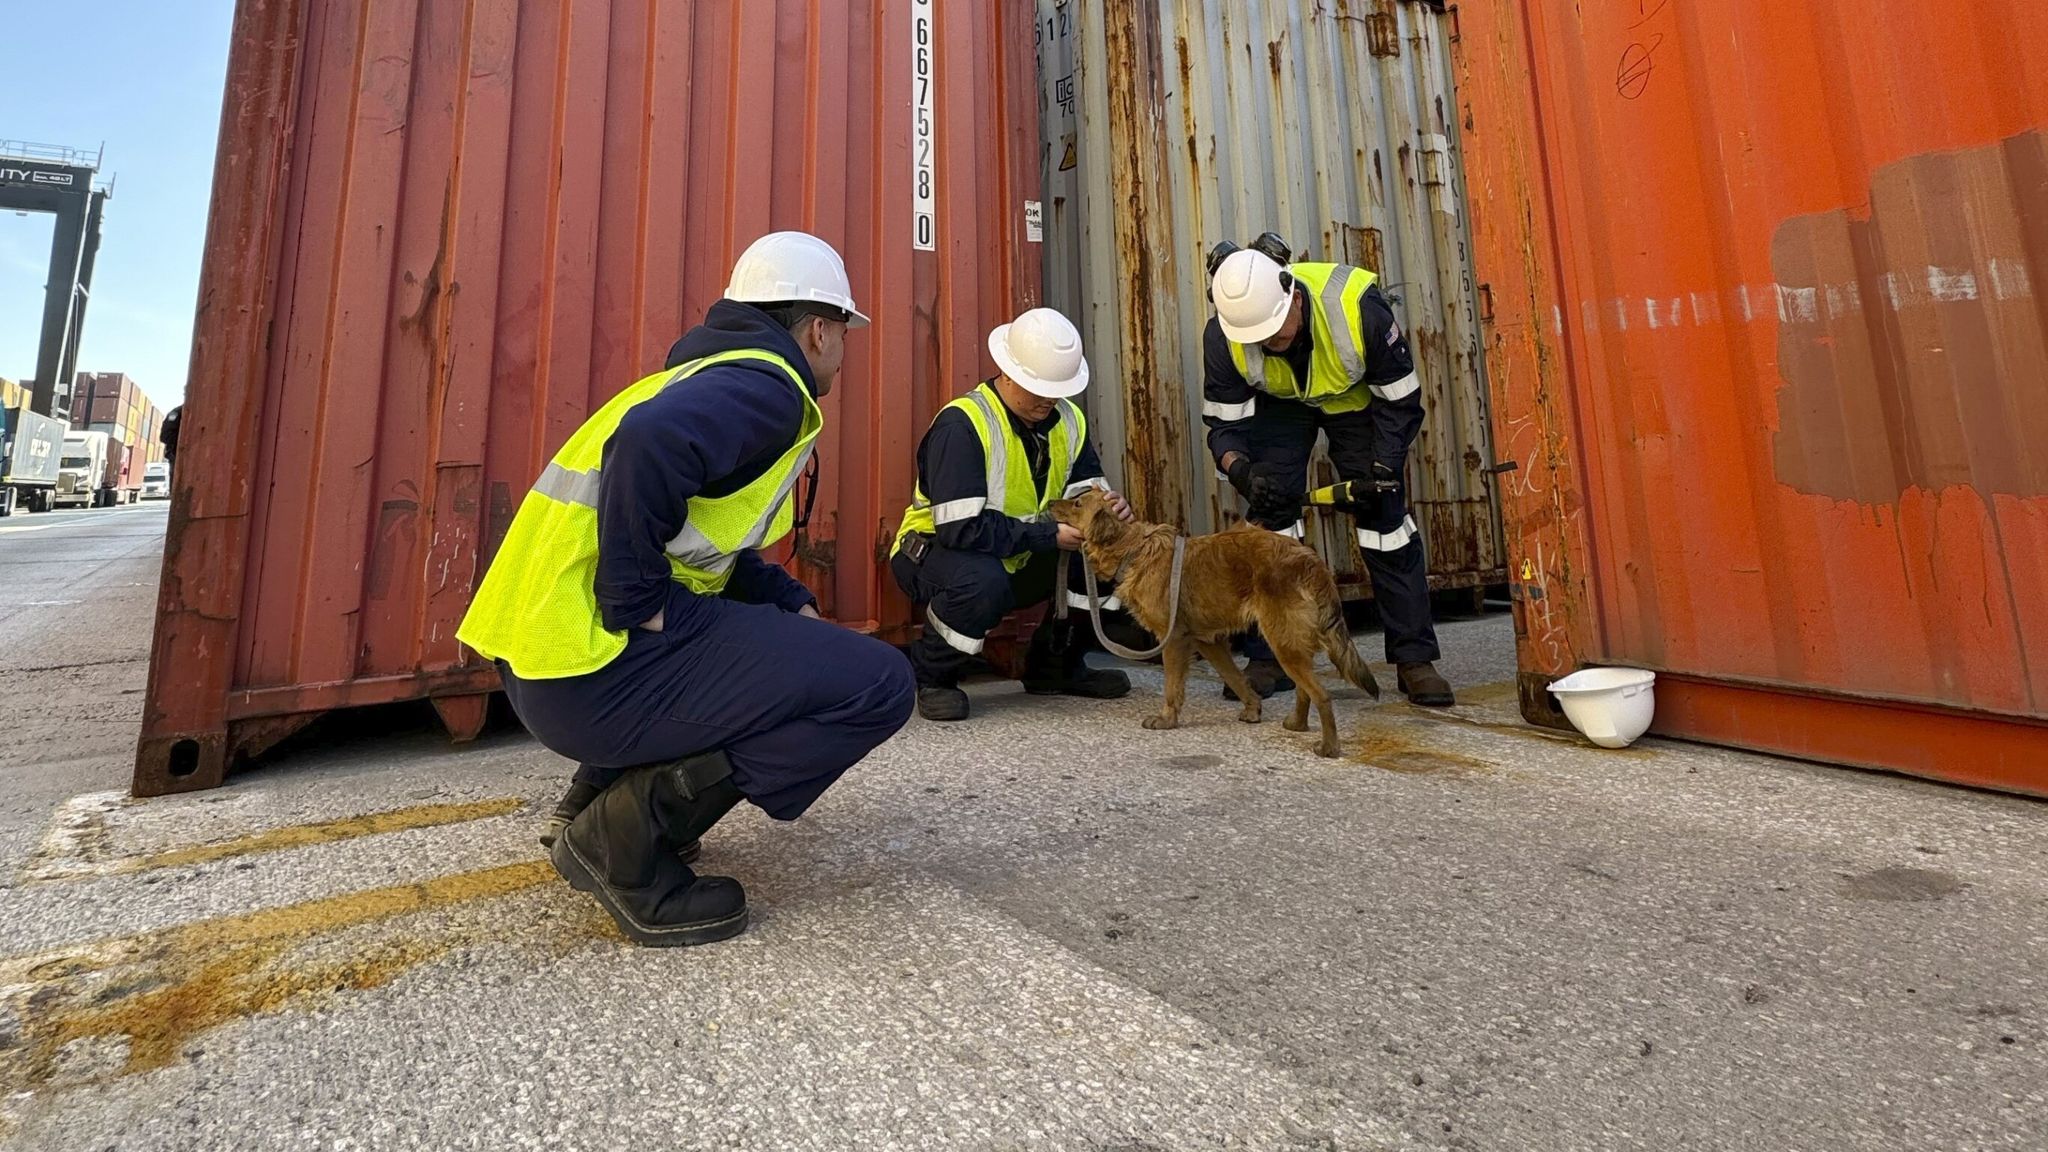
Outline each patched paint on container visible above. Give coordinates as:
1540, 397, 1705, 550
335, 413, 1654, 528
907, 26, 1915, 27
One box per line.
1457, 0, 2048, 794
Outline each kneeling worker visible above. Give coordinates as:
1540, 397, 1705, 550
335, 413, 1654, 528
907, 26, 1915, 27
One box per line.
457, 231, 914, 947
892, 307, 1136, 721
1203, 243, 1455, 707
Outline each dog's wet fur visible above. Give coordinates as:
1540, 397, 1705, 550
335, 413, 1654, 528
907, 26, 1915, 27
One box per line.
1049, 488, 1380, 757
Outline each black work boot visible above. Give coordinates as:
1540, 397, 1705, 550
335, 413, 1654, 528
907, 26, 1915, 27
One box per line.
549, 752, 748, 947
917, 684, 971, 721
1398, 661, 1455, 707
1021, 618, 1131, 699
1223, 657, 1295, 701
540, 779, 702, 862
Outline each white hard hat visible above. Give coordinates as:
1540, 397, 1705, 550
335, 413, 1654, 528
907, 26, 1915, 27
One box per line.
987, 307, 1090, 399
1211, 248, 1294, 344
725, 230, 871, 328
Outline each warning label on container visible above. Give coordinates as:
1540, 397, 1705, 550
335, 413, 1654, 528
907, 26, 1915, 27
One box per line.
1025, 200, 1043, 243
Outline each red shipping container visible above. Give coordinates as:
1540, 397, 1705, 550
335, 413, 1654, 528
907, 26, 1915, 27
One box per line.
1457, 1, 2047, 794
140, 0, 1043, 794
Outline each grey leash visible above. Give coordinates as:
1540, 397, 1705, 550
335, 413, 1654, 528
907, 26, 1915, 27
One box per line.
1054, 536, 1187, 662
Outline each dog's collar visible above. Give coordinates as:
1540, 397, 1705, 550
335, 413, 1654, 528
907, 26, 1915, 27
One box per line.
1106, 528, 1179, 582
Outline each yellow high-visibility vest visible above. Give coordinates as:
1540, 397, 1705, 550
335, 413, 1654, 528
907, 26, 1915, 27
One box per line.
457, 349, 820, 679
1228, 262, 1379, 414
893, 381, 1097, 573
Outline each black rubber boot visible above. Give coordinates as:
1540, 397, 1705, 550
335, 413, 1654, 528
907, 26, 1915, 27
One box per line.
1021, 618, 1132, 699
549, 752, 748, 947
1398, 661, 1455, 707
539, 779, 701, 864
917, 685, 970, 721
1223, 657, 1294, 701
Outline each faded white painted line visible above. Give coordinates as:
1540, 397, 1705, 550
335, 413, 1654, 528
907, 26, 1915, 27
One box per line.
17, 791, 127, 883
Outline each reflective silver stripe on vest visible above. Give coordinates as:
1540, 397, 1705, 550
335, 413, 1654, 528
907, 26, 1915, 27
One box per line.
1357, 515, 1418, 552
1320, 269, 1364, 384
964, 388, 1010, 510
664, 441, 818, 566
532, 461, 602, 508
1063, 476, 1109, 499
1274, 520, 1306, 540
1241, 341, 1266, 386
931, 496, 987, 524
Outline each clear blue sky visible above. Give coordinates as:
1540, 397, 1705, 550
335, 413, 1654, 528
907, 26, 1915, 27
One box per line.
2, 0, 236, 409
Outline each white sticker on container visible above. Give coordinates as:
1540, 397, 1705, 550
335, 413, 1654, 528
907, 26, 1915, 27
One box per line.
1024, 199, 1042, 243
911, 0, 937, 252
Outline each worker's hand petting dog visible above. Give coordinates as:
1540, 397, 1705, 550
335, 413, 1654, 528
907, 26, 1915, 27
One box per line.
1102, 489, 1135, 522
1047, 487, 1379, 758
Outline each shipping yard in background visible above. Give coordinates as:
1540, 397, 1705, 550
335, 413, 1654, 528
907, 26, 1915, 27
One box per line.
0, 2, 2044, 1150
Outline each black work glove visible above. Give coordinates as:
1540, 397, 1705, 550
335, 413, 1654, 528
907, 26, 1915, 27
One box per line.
1228, 457, 1299, 524
1357, 460, 1402, 517
1224, 454, 1258, 499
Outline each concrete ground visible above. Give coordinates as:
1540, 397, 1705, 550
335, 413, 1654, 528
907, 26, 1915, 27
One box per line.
0, 503, 2042, 1151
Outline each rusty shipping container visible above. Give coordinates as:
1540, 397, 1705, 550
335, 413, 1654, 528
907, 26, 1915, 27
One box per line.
1456, 2, 2048, 793
1036, 0, 1504, 596
139, 0, 1044, 795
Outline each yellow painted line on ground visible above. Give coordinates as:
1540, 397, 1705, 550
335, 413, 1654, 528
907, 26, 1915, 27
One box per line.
0, 858, 561, 1095
126, 797, 527, 874
19, 796, 528, 884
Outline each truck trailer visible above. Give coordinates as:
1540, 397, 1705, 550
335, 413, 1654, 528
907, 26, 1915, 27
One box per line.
53, 429, 126, 508
0, 406, 64, 515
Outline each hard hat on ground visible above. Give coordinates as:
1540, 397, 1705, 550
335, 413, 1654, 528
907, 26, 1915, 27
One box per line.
725, 231, 871, 328
988, 307, 1090, 399
1211, 249, 1295, 344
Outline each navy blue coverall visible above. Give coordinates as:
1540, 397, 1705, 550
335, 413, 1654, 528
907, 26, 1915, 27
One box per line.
498, 302, 913, 820
1202, 282, 1442, 665
890, 388, 1115, 688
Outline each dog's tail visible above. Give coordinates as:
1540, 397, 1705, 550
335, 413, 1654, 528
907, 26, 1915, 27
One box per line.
1316, 585, 1382, 700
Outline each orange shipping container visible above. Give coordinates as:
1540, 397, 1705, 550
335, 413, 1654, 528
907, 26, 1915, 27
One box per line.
141, 0, 1042, 794
1457, 2, 2047, 794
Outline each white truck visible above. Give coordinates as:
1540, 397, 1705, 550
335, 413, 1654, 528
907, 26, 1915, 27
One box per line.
142, 460, 170, 500
54, 430, 113, 508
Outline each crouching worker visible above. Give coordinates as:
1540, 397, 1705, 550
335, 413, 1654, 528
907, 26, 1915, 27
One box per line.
891, 308, 1137, 722
456, 232, 914, 947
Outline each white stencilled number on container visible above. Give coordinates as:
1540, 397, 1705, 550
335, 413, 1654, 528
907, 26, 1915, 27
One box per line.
912, 0, 936, 251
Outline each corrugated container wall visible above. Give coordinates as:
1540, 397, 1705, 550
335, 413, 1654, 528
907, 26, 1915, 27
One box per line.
1456, 1, 2048, 794
1037, 0, 1504, 595
139, 0, 1043, 795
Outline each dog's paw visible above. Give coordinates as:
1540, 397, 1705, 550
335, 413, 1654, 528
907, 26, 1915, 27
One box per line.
1141, 714, 1180, 731
1314, 738, 1342, 758
1282, 714, 1308, 733
1238, 704, 1262, 725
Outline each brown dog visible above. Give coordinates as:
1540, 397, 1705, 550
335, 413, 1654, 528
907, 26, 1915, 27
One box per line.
1046, 488, 1380, 757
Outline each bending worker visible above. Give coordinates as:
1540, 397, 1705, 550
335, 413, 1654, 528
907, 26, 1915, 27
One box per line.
457, 231, 914, 947
891, 307, 1136, 722
1203, 242, 1455, 707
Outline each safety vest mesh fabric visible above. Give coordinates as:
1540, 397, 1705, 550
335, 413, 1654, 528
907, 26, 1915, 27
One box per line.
1228, 263, 1378, 414
456, 348, 820, 680
893, 382, 1088, 574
